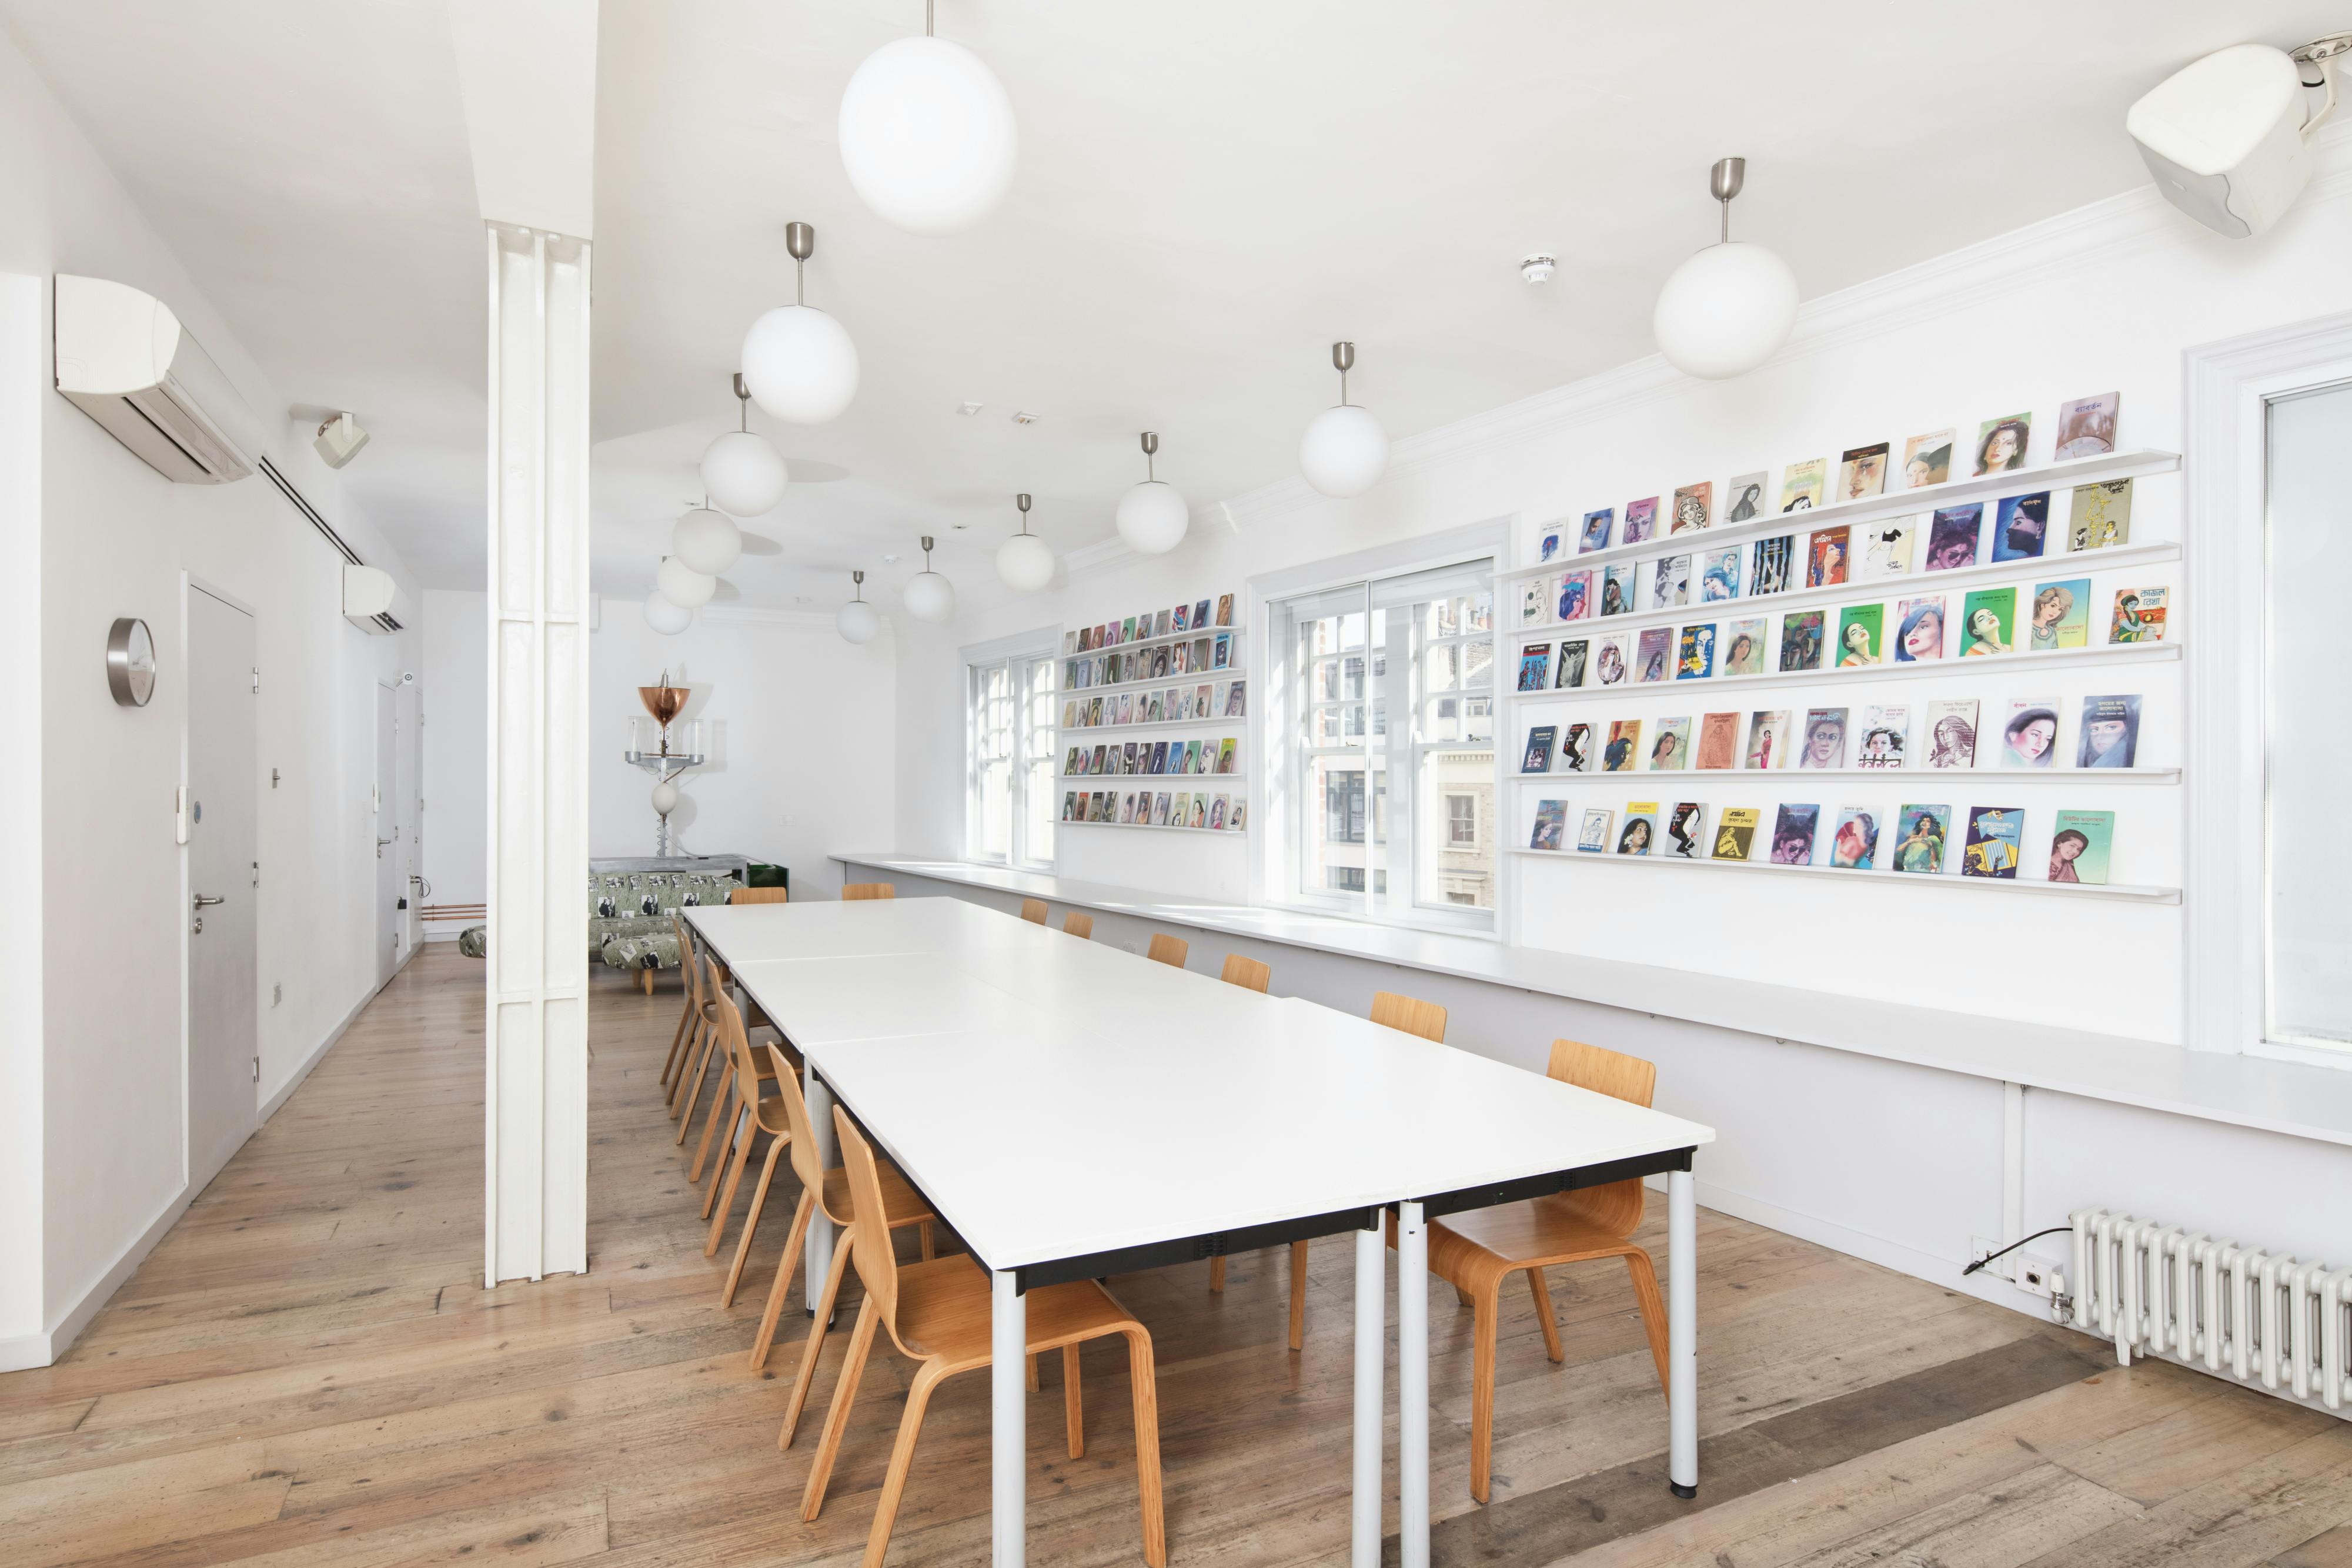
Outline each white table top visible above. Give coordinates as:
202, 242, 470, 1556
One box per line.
694, 898, 1714, 1272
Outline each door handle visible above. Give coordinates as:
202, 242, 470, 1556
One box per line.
192, 894, 225, 908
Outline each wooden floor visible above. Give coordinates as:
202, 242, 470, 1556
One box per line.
6, 945, 2351, 1568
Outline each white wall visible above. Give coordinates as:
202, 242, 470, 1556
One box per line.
420, 587, 488, 917
0, 25, 427, 1366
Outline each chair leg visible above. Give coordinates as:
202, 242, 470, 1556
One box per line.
1063, 1343, 1084, 1458
1455, 1283, 1474, 1309
666, 1014, 702, 1114
1027, 1353, 1040, 1393
1624, 1251, 1673, 1401
749, 1191, 815, 1369
674, 1023, 721, 1138
723, 1134, 790, 1304
919, 1219, 935, 1261
660, 997, 694, 1085
1288, 1239, 1309, 1351
704, 1111, 756, 1253
1208, 1255, 1225, 1292
1469, 1281, 1501, 1505
1123, 1327, 1168, 1568
689, 1061, 735, 1182
781, 1229, 857, 1447
1528, 1267, 1565, 1363
858, 1361, 946, 1568
800, 1295, 881, 1522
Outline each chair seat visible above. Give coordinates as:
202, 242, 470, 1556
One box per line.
1426, 1192, 1643, 1290
885, 1257, 1137, 1372
821, 1160, 933, 1229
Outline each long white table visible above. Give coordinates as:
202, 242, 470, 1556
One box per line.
687, 898, 1715, 1566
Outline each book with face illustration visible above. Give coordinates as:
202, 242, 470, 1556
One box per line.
1531, 798, 1569, 851
1603, 719, 1642, 773
1519, 578, 1549, 627
1229, 800, 1247, 831
1557, 569, 1593, 622
1993, 491, 2052, 562
1621, 496, 1659, 544
1594, 633, 1632, 686
1779, 610, 1825, 671
1924, 699, 1979, 769
2054, 391, 2119, 459
1725, 472, 1768, 522
1806, 526, 1850, 588
1925, 504, 1983, 571
1893, 596, 1946, 663
1891, 804, 1950, 872
1665, 801, 1708, 860
1975, 413, 2032, 474
1745, 709, 1792, 769
1779, 459, 1827, 513
1960, 587, 2016, 657
1577, 807, 1614, 852
1696, 712, 1739, 769
2077, 694, 2140, 768
2069, 479, 2133, 550
1855, 519, 1916, 580
1208, 794, 1229, 830
1215, 594, 1234, 627
1648, 716, 1692, 771
1618, 803, 1661, 855
1770, 804, 1820, 864
1838, 442, 1890, 500
1063, 791, 1078, 821
1561, 722, 1593, 773
1217, 738, 1238, 774
2107, 586, 2166, 643
1700, 547, 1741, 601
1649, 554, 1691, 609
2048, 809, 2114, 884
1713, 807, 1761, 861
1635, 626, 1673, 683
1830, 806, 1881, 868
1722, 618, 1767, 675
2027, 578, 2091, 650
1676, 623, 1716, 680
1671, 483, 1712, 534
1799, 708, 1850, 770
1836, 603, 1883, 666
2000, 698, 2060, 769
1962, 805, 2023, 877
1555, 638, 1589, 689
1857, 704, 1909, 768
1750, 534, 1796, 596
1902, 429, 1955, 487
1599, 563, 1636, 617
1579, 508, 1614, 553
1226, 680, 1247, 716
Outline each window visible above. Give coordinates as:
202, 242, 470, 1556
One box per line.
1268, 556, 1494, 932
967, 651, 1055, 870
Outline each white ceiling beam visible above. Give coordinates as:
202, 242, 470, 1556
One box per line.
445, 0, 599, 239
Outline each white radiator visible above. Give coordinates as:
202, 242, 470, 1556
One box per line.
2066, 1208, 2350, 1416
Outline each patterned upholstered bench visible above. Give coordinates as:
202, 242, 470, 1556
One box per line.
589, 855, 757, 992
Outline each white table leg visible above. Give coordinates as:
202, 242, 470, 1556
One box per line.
992, 1269, 1027, 1566
804, 1066, 836, 1312
1398, 1201, 1429, 1568
1668, 1165, 1698, 1497
1352, 1220, 1384, 1568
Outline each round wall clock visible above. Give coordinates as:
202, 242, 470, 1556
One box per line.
107, 617, 156, 707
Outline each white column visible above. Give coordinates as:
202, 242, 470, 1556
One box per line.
991, 1269, 1027, 1565
1351, 1220, 1385, 1568
1668, 1166, 1698, 1496
483, 224, 592, 1286
1397, 1201, 1429, 1568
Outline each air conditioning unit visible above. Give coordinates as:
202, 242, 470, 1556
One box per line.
53, 275, 265, 484
342, 564, 409, 634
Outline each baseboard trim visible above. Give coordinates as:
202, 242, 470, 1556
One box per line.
260, 978, 382, 1121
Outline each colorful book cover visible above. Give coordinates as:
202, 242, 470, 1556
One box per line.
2069, 479, 2133, 550
1962, 805, 2024, 877
1519, 578, 1549, 627
1831, 807, 1881, 868
1522, 725, 1558, 773
1925, 700, 1980, 768
2028, 579, 2091, 650
1700, 547, 1741, 601
1217, 738, 1238, 774
1665, 801, 1708, 860
1676, 623, 1716, 680
1603, 719, 1643, 773
1750, 534, 1796, 594
1579, 508, 1614, 552
1181, 739, 1203, 773
1622, 496, 1659, 544
1599, 563, 1636, 616
1229, 800, 1247, 831
1926, 503, 1983, 570
1151, 740, 1170, 773
1535, 519, 1564, 564
1531, 799, 1568, 851
1062, 791, 1078, 821
1190, 795, 1210, 828
1779, 459, 1827, 512
1517, 643, 1553, 691
1558, 569, 1593, 621
1807, 526, 1850, 587
2049, 809, 2114, 884
1892, 805, 1950, 872
1723, 618, 1768, 674
2054, 391, 2119, 459
1650, 554, 1692, 609
1618, 803, 1661, 854
1975, 413, 2032, 474
1208, 794, 1230, 830
1577, 807, 1614, 852
1635, 626, 1673, 683
1172, 603, 1190, 633
1836, 603, 1884, 666
1713, 807, 1761, 861
2000, 699, 2060, 768
1649, 717, 1692, 770
1903, 429, 1955, 487
1226, 680, 1247, 716
1771, 804, 1820, 864
1855, 520, 1916, 580
1561, 723, 1593, 773
1214, 633, 1232, 668
1745, 709, 1792, 770
1726, 472, 1768, 521
1993, 491, 2052, 561
1779, 610, 1825, 671
1216, 594, 1234, 627
1168, 791, 1187, 825
1839, 442, 1890, 500
1858, 704, 1910, 768
2077, 694, 2141, 768
1122, 616, 1138, 643
1671, 482, 1712, 534
1696, 713, 1740, 769
1893, 596, 1947, 662
1960, 587, 2016, 656
1595, 634, 1632, 686
1556, 639, 1590, 688
2108, 586, 2166, 643
1799, 708, 1849, 769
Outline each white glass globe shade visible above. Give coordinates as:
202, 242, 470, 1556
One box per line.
1652, 240, 1800, 380
656, 555, 717, 609
903, 569, 956, 624
995, 531, 1055, 591
643, 594, 694, 636
671, 506, 743, 577
699, 431, 787, 518
741, 304, 860, 424
650, 779, 681, 817
838, 36, 1017, 235
837, 597, 882, 645
1299, 403, 1389, 498
1115, 480, 1190, 555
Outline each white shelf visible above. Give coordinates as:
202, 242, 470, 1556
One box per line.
1059, 818, 1247, 836
1507, 845, 2179, 903
1065, 620, 1241, 656
1065, 714, 1245, 733
1062, 774, 1247, 784
1512, 765, 2181, 786
1500, 447, 2180, 584
1063, 666, 1243, 698
1504, 541, 2182, 643
1511, 637, 2180, 705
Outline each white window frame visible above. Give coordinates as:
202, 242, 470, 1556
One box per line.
963, 628, 1058, 872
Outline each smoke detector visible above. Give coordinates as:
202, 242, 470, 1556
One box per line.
1520, 253, 1557, 285
1011, 410, 1041, 425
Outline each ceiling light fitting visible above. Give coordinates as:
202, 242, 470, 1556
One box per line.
1519, 253, 1556, 285
699, 372, 789, 517
1298, 340, 1389, 498
903, 535, 957, 623
1651, 156, 1800, 380
837, 569, 883, 644
838, 0, 1018, 235
1115, 431, 1189, 556
995, 491, 1055, 591
741, 221, 860, 424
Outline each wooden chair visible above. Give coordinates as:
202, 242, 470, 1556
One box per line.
842, 882, 895, 901
799, 1107, 1167, 1568
1147, 932, 1188, 968
1064, 911, 1093, 939
731, 886, 789, 904
1418, 1039, 1670, 1504
698, 975, 794, 1297
1020, 897, 1049, 924
1218, 953, 1271, 993
660, 911, 711, 1092
689, 954, 792, 1192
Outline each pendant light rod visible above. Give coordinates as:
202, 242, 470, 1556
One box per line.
786, 220, 814, 304
731, 372, 750, 430
925, 0, 934, 36
1710, 156, 1745, 243
1016, 492, 1033, 534
1140, 430, 1160, 482
921, 534, 936, 566
851, 569, 866, 600
1331, 340, 1356, 405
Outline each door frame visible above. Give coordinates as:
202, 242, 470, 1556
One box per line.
181, 572, 258, 1191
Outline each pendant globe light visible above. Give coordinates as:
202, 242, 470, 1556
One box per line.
995, 492, 1054, 591
902, 534, 956, 623
1652, 156, 1800, 380
1115, 431, 1189, 555
656, 554, 717, 610
644, 593, 694, 636
837, 570, 883, 645
1298, 340, 1389, 497
673, 491, 743, 578
699, 374, 789, 518
838, 0, 1017, 235
741, 222, 860, 423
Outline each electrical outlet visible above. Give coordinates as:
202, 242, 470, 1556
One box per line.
1969, 1234, 2006, 1278
2017, 1253, 2061, 1298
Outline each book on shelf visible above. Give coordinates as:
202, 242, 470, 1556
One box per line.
1622, 497, 1658, 544
1696, 711, 1739, 770
1807, 526, 1850, 588
1723, 617, 1768, 674
2049, 809, 2114, 885
1522, 725, 1558, 774
1745, 709, 1792, 770
1839, 443, 1890, 501
2069, 479, 2132, 550
1676, 623, 1716, 679
1531, 798, 1568, 851
1961, 586, 2016, 656
1993, 491, 2052, 562
1892, 804, 1950, 872
1799, 707, 1849, 769
1893, 595, 1946, 662
1780, 459, 1826, 512
1975, 412, 2032, 475
1713, 807, 1760, 861
1603, 719, 1642, 773
1635, 626, 1672, 683
2054, 392, 2119, 459
1836, 602, 1883, 666
1517, 643, 1552, 690
1649, 716, 1691, 770
1619, 803, 1660, 855
1902, 429, 1955, 487
1858, 704, 1910, 768
1576, 806, 1614, 851
2107, 586, 2165, 643
1856, 519, 1915, 579
1830, 806, 1881, 868
2000, 698, 2060, 769
1726, 472, 1767, 522
1771, 804, 1820, 865
1561, 721, 1593, 773
1671, 483, 1712, 533
2029, 578, 2091, 650
1962, 805, 2023, 878
1923, 700, 1980, 768
1665, 801, 1707, 860
1651, 553, 1691, 609
1556, 638, 1589, 688
1926, 503, 1983, 571
2077, 694, 2140, 768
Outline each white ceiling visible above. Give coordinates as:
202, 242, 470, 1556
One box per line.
8, 2, 2343, 612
